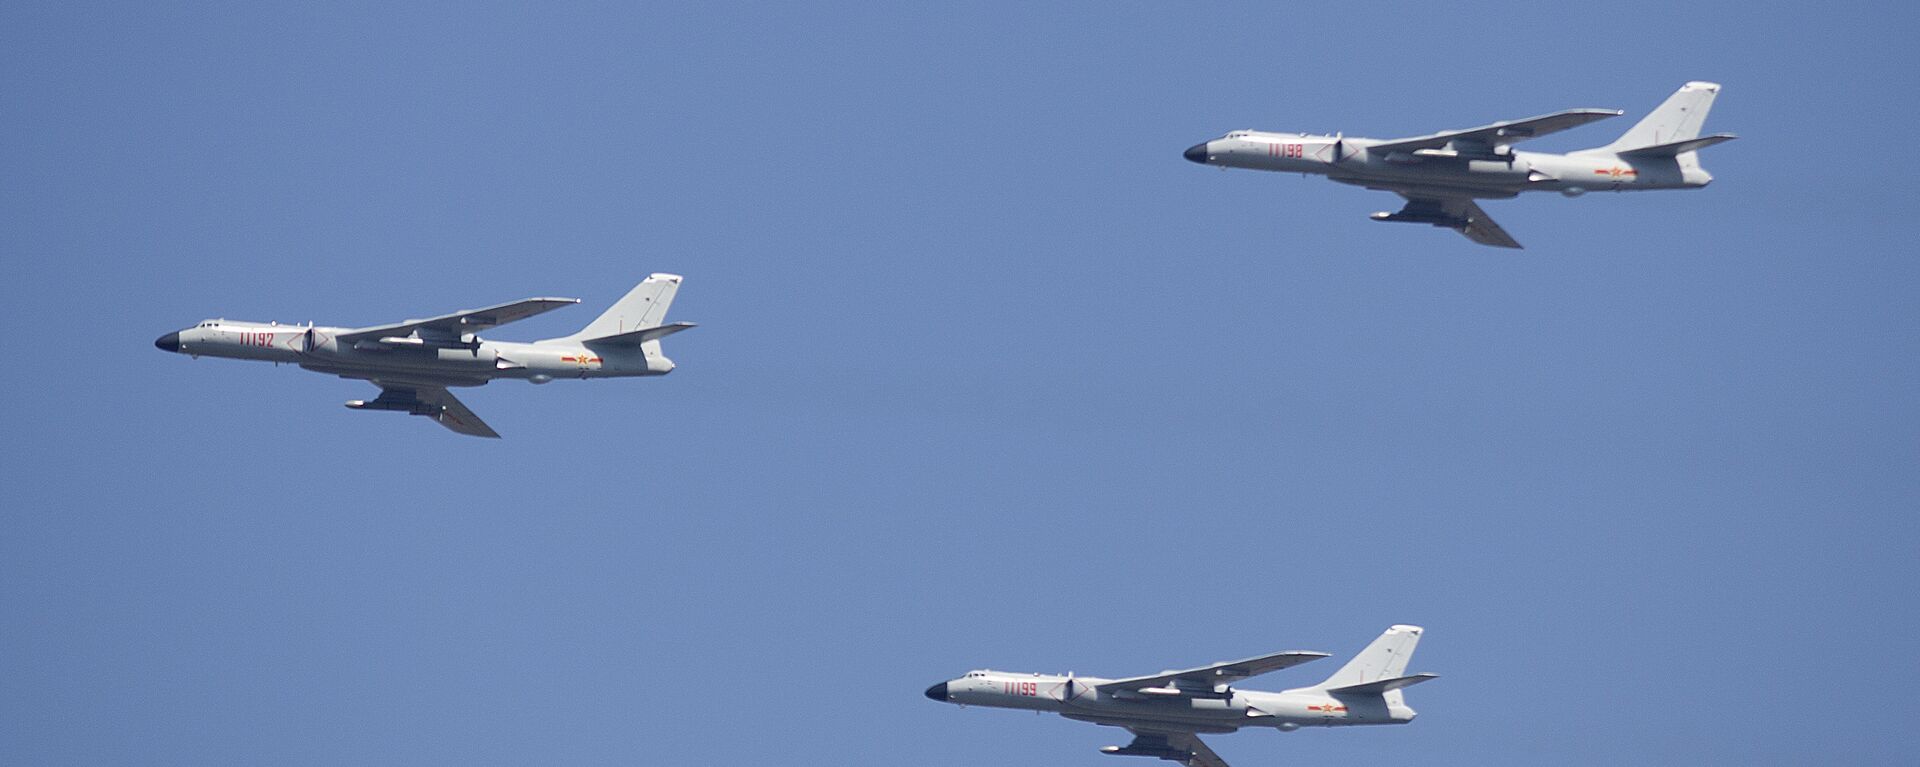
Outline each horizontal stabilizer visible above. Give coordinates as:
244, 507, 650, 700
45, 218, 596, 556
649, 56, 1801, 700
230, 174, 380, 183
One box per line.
1326, 673, 1439, 696
1617, 133, 1738, 157
581, 321, 697, 346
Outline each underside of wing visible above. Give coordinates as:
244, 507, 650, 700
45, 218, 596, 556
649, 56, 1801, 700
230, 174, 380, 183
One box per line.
1102, 730, 1230, 767
1456, 199, 1522, 249
1094, 650, 1329, 695
348, 383, 501, 438
336, 297, 580, 345
1368, 108, 1622, 155
1376, 194, 1523, 249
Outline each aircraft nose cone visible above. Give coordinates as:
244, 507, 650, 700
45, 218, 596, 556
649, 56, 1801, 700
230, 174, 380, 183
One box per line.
924, 682, 949, 702
1183, 142, 1210, 164
154, 332, 181, 353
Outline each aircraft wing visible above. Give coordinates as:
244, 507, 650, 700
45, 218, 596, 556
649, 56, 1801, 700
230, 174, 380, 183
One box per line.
358, 384, 501, 438
1093, 650, 1329, 694
1388, 194, 1523, 249
1104, 730, 1230, 767
1368, 108, 1622, 154
336, 298, 580, 344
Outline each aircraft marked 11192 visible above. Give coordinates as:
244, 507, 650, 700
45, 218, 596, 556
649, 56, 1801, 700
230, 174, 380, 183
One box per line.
1184, 82, 1736, 248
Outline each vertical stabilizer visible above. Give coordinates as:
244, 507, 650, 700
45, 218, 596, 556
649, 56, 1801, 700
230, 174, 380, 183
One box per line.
558, 273, 682, 341
1588, 82, 1721, 153
1311, 625, 1423, 690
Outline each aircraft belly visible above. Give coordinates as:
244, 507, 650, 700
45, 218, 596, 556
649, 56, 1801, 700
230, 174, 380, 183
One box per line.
1060, 711, 1243, 735
298, 361, 491, 388
1061, 695, 1248, 732
1332, 154, 1531, 197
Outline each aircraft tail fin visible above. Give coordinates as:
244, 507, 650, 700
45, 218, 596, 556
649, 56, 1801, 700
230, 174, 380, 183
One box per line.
545, 273, 683, 343
1583, 81, 1722, 155
1309, 625, 1424, 691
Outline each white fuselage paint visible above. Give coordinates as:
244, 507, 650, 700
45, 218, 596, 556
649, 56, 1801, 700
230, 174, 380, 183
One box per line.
1195, 131, 1711, 198
934, 669, 1414, 733
164, 319, 673, 387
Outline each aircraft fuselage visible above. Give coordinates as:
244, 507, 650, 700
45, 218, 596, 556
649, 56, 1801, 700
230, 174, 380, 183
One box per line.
926, 669, 1414, 733
1187, 130, 1712, 198
155, 319, 674, 387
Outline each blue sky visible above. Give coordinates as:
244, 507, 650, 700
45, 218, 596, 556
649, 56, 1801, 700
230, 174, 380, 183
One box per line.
3, 2, 1916, 764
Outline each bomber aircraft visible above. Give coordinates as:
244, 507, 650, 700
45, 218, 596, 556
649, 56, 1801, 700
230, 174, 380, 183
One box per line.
925, 625, 1435, 767
1183, 82, 1736, 248
154, 274, 694, 438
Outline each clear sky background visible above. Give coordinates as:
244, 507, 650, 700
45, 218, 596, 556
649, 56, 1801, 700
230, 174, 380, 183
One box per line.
4, 2, 1916, 765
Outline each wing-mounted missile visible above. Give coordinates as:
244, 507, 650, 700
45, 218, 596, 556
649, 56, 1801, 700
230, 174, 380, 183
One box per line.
344, 398, 438, 416
1370, 209, 1467, 229
1099, 742, 1191, 760
352, 333, 481, 352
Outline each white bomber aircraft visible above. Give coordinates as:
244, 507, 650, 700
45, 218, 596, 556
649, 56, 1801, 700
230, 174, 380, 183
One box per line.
1183, 82, 1736, 248
153, 274, 694, 438
926, 625, 1434, 767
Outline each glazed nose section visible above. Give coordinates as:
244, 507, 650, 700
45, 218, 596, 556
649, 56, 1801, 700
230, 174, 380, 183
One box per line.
154, 331, 181, 353
924, 682, 949, 702
1183, 142, 1211, 164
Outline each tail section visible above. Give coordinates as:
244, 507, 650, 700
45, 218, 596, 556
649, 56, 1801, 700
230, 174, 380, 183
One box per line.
1310, 625, 1424, 690
547, 273, 683, 343
1584, 81, 1722, 154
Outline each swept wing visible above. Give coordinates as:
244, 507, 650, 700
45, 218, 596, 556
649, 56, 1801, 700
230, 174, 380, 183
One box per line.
352, 383, 501, 438
1384, 194, 1523, 249
1368, 108, 1622, 155
1102, 730, 1230, 767
1093, 650, 1329, 695
336, 298, 580, 345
